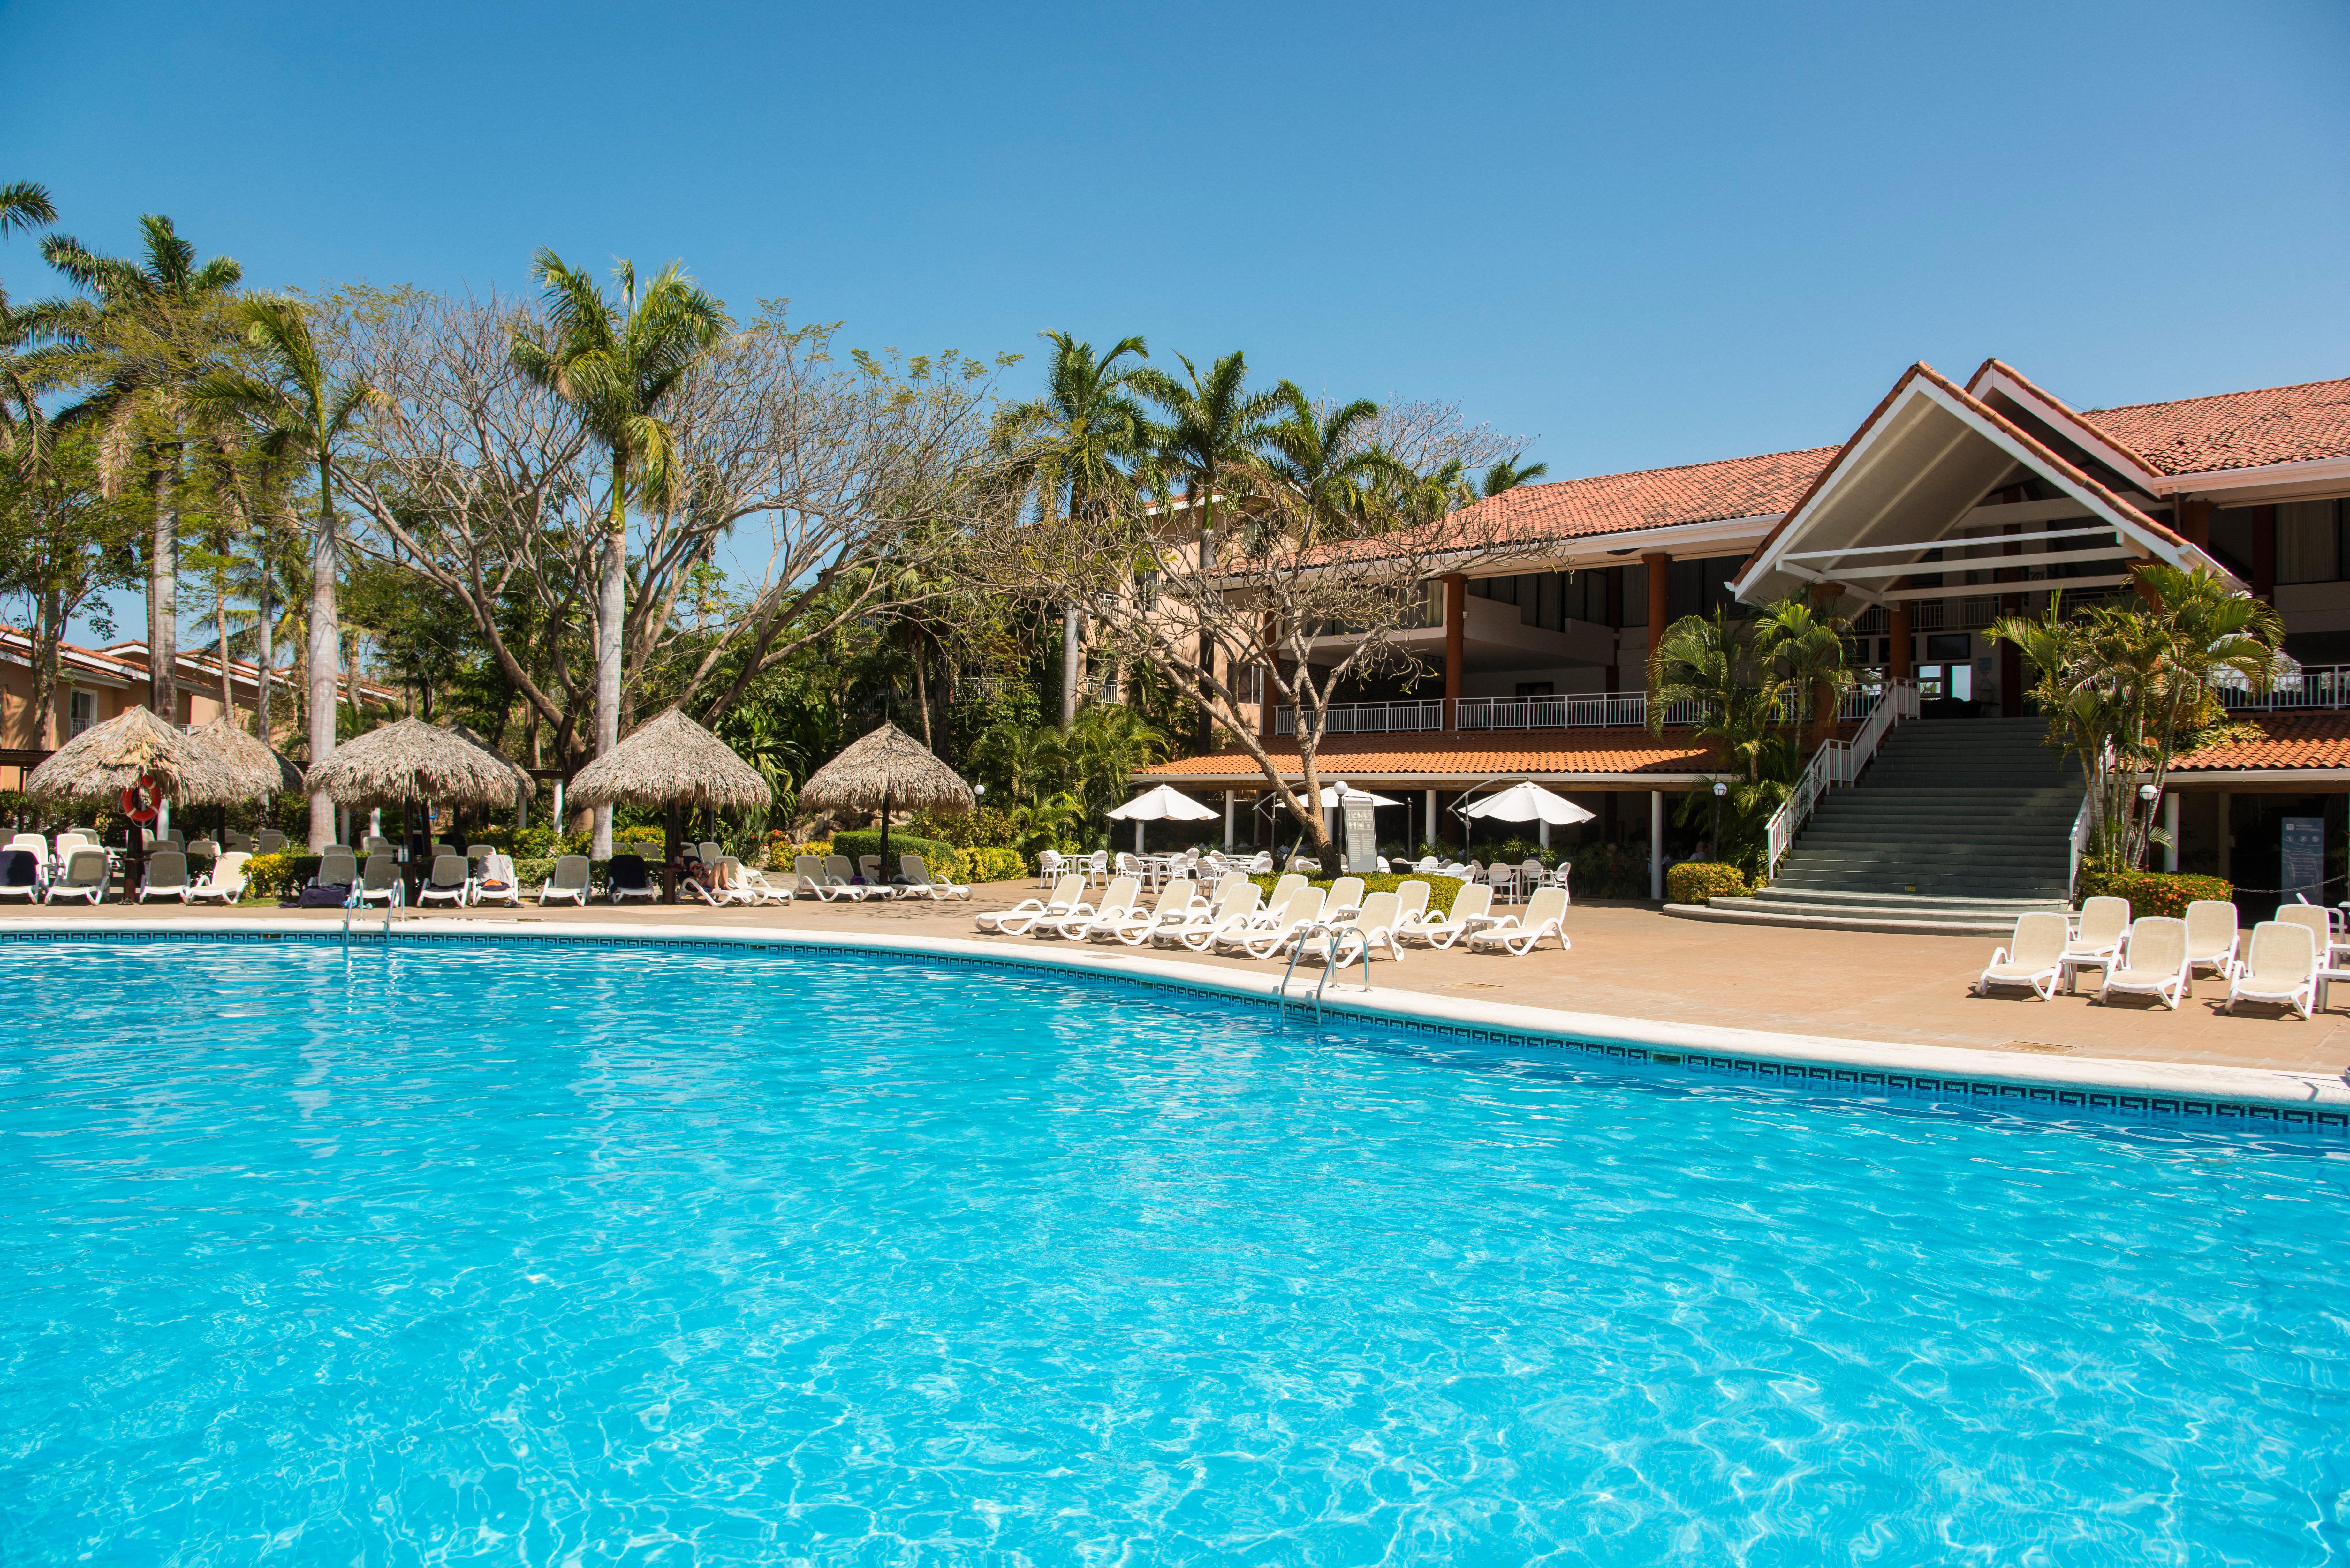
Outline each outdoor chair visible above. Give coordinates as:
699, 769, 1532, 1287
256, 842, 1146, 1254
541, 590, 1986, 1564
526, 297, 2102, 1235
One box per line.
899, 853, 970, 900
52, 832, 89, 862
1209, 880, 1316, 955
2274, 903, 2340, 967
186, 851, 252, 905
825, 854, 889, 900
49, 848, 110, 905
1975, 912, 2069, 1000
1413, 856, 1440, 874
135, 849, 190, 903
798, 855, 872, 902
1485, 863, 1519, 904
538, 854, 591, 906
186, 837, 221, 860
465, 842, 496, 868
356, 852, 401, 907
418, 853, 472, 908
1047, 875, 1138, 940
0, 847, 42, 903
1037, 849, 1064, 886
1469, 886, 1573, 955
255, 830, 286, 856
1228, 886, 1328, 960
1333, 890, 1408, 965
2183, 899, 2241, 980
221, 829, 251, 852
161, 829, 184, 848
2060, 895, 2131, 991
607, 854, 660, 904
697, 841, 724, 870
1323, 876, 1366, 923
2097, 916, 2192, 1010
472, 851, 522, 907
1103, 879, 1196, 946
6, 833, 48, 867
1390, 880, 1434, 939
314, 850, 359, 892
1167, 883, 1262, 951
976, 873, 1088, 935
727, 858, 794, 906
2225, 921, 2319, 1019
1406, 884, 1499, 949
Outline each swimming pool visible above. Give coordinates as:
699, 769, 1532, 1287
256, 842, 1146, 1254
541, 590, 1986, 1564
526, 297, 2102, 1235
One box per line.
4, 937, 2346, 1564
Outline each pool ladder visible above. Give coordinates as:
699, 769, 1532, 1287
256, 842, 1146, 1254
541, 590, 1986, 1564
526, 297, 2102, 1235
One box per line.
340, 878, 404, 945
1277, 919, 1373, 1022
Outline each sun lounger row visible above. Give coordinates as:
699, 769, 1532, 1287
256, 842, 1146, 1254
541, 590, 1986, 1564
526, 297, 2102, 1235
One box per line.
1978, 897, 2330, 1016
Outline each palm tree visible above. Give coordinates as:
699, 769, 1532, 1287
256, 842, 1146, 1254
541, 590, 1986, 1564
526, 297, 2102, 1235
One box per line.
1259, 383, 1388, 543
1480, 453, 1549, 497
993, 331, 1153, 722
1064, 703, 1169, 823
0, 181, 57, 464
1648, 607, 1786, 782
972, 719, 1068, 805
1753, 596, 1854, 758
1134, 351, 1281, 750
189, 295, 370, 847
39, 215, 241, 721
511, 252, 727, 856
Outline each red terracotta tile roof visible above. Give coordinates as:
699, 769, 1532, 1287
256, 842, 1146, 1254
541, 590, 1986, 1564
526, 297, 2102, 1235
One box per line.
2082, 377, 2350, 478
2170, 712, 2350, 772
1137, 731, 1721, 780
1452, 446, 1838, 547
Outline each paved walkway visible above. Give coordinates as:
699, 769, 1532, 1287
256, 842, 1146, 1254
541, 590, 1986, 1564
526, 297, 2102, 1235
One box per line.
16, 881, 2347, 1079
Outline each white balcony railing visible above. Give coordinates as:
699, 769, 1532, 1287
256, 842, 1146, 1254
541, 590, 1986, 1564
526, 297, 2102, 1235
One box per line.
1273, 700, 1445, 736
1279, 684, 1887, 737
2219, 664, 2350, 712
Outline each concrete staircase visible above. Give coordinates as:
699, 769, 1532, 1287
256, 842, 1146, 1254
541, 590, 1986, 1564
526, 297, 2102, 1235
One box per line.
1666, 717, 2081, 936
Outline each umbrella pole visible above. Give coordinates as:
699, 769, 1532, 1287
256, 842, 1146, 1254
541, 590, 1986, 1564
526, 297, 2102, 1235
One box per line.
665, 803, 679, 904
879, 789, 891, 888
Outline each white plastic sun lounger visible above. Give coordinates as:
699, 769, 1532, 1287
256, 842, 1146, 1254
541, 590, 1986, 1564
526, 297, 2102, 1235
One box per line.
417, 852, 472, 908
2224, 921, 2318, 1018
900, 853, 971, 900
2058, 895, 2131, 990
2273, 904, 2336, 969
472, 852, 522, 907
1103, 879, 1197, 946
1209, 880, 1311, 954
1228, 887, 1328, 960
2183, 898, 2241, 981
1047, 875, 1138, 940
1467, 886, 1573, 955
186, 850, 252, 905
1164, 882, 1261, 950
539, 854, 591, 906
49, 847, 110, 905
136, 849, 190, 903
1973, 911, 2068, 1000
727, 859, 794, 905
1406, 883, 1498, 949
2097, 916, 2192, 1011
1321, 876, 1366, 924
356, 852, 401, 907
976, 873, 1086, 935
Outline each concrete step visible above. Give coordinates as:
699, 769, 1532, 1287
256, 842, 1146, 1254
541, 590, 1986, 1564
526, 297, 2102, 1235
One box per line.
1662, 901, 2022, 936
1740, 887, 2066, 916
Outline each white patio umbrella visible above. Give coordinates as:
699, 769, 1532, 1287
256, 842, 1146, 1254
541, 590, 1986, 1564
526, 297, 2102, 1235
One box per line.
1459, 780, 1596, 852
1106, 783, 1221, 852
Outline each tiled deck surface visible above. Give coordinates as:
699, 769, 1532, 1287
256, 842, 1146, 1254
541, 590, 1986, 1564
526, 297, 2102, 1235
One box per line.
11, 885, 2347, 1078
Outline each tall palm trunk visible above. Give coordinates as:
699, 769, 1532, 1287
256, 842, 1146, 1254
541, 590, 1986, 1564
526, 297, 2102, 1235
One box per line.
307, 456, 339, 849
1061, 606, 1081, 722
255, 549, 274, 740
31, 586, 63, 748
592, 450, 627, 859
148, 461, 178, 721
216, 584, 233, 727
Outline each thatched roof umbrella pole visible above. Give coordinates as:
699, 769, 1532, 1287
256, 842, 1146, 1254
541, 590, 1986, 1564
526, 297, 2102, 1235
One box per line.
799, 721, 975, 889
25, 706, 251, 895
306, 717, 535, 898
566, 707, 773, 902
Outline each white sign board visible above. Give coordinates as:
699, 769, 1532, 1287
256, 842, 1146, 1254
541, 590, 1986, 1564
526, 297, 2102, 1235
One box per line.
1342, 797, 1379, 873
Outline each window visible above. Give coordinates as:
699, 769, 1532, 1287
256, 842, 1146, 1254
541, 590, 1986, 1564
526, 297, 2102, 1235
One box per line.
1925, 633, 1971, 661
2277, 500, 2343, 584
67, 690, 94, 736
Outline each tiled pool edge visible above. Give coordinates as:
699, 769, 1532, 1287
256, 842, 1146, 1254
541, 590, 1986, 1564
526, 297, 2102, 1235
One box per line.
15, 916, 2350, 1131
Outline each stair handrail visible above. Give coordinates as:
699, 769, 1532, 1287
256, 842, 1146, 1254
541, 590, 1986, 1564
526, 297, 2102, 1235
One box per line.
2067, 794, 2092, 903
1762, 678, 1917, 876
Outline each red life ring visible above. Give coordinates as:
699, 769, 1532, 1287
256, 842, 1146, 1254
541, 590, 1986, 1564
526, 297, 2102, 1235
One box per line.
120, 775, 162, 825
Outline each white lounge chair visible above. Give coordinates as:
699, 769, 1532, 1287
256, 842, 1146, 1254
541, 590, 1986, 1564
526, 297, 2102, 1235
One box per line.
1102, 879, 1197, 946
473, 851, 522, 907
137, 849, 190, 903
1406, 883, 1498, 949
2060, 895, 2131, 990
697, 841, 724, 871
1390, 880, 1432, 933
315, 849, 359, 893
186, 837, 221, 860
48, 847, 110, 905
186, 850, 252, 905
2183, 899, 2240, 982
900, 853, 971, 900
2098, 916, 2192, 1010
1468, 886, 1573, 955
1046, 875, 1137, 940
976, 873, 1087, 935
418, 853, 472, 908
1229, 887, 1328, 959
539, 854, 591, 906
2224, 921, 2318, 1018
726, 858, 793, 905
1322, 876, 1366, 923
0, 837, 44, 902
821, 855, 886, 902
1163, 882, 1262, 950
1339, 890, 1408, 964
1203, 879, 1308, 954
254, 830, 287, 855
2274, 903, 2339, 968
1974, 911, 2069, 1000
356, 852, 402, 907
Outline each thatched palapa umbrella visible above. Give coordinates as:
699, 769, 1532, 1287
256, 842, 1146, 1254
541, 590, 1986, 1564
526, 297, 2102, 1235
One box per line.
799, 720, 975, 881
191, 716, 307, 799
27, 705, 252, 890
308, 718, 535, 875
567, 707, 772, 900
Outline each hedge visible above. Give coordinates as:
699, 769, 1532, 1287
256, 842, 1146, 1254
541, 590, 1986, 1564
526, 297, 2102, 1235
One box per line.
830, 830, 960, 881
244, 853, 317, 900
962, 847, 1025, 883
2078, 867, 2234, 920
1248, 872, 1468, 912
1667, 862, 1750, 905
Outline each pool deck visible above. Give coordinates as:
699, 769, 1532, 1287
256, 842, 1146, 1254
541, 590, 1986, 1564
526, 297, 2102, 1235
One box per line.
12, 883, 2349, 1104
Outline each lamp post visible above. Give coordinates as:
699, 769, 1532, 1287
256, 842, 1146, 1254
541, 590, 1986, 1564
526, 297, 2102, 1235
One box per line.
2140, 781, 2160, 870
1711, 780, 1728, 861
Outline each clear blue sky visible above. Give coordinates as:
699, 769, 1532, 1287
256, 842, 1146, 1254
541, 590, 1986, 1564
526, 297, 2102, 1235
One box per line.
6, 0, 2346, 483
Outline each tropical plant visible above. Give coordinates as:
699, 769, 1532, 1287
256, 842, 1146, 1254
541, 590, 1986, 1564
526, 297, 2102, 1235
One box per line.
1994, 565, 2281, 876
994, 331, 1155, 722
39, 214, 242, 718
1753, 596, 1853, 758
971, 718, 1067, 805
189, 295, 371, 845
1648, 606, 1787, 780
1062, 703, 1169, 820
1256, 383, 1391, 546
1480, 453, 1549, 496
510, 252, 727, 854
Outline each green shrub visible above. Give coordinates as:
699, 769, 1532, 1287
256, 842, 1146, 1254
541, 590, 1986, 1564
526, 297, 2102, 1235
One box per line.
830, 830, 960, 881
907, 806, 1021, 850
243, 853, 320, 899
2079, 867, 2233, 920
963, 847, 1025, 883
1667, 861, 1750, 905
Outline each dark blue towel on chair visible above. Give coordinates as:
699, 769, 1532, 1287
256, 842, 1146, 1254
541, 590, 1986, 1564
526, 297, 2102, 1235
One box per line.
0, 849, 35, 888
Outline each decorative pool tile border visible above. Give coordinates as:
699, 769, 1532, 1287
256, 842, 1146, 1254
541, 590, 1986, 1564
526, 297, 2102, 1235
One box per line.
11, 923, 2346, 1135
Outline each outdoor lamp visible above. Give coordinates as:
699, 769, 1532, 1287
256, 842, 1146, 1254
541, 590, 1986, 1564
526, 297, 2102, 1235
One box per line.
1712, 781, 1728, 798
2140, 783, 2159, 803
1710, 779, 1727, 855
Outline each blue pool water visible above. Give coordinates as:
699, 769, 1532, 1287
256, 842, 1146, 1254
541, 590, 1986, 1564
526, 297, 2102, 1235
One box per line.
3, 939, 2347, 1565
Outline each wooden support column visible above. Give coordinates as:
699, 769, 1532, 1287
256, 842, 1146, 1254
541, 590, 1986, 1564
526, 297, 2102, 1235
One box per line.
2179, 497, 2212, 548
1889, 595, 1912, 682
1640, 554, 1669, 693
1442, 573, 1466, 731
